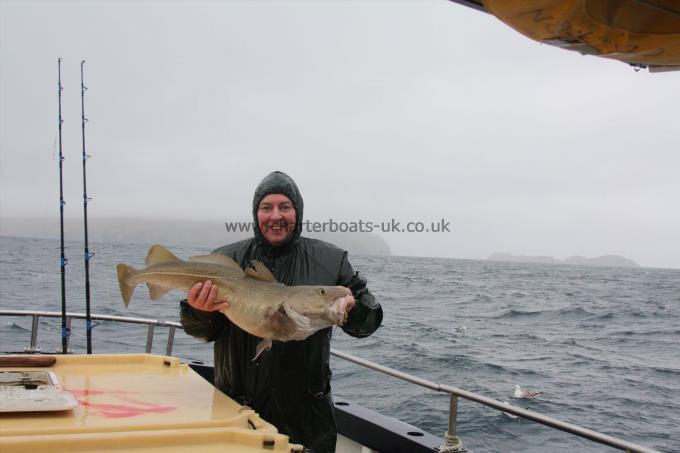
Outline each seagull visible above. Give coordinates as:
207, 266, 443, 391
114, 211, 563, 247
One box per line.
513, 385, 542, 399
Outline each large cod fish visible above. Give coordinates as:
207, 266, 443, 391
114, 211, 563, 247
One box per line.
117, 245, 351, 359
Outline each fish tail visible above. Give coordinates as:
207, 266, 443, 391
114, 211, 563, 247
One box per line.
117, 263, 138, 308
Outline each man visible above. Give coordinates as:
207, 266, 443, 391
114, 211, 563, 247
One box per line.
180, 171, 383, 452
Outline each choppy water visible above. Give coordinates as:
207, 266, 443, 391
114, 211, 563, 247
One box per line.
1, 235, 679, 452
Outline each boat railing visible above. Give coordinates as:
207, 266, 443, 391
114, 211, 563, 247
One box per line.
0, 309, 180, 357
0, 309, 659, 453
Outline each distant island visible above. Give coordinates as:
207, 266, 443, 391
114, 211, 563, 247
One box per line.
0, 217, 391, 256
488, 252, 639, 268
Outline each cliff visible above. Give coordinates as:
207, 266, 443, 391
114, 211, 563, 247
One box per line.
488, 252, 639, 268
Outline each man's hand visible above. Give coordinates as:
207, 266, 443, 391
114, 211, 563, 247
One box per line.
336, 286, 356, 314
187, 280, 230, 312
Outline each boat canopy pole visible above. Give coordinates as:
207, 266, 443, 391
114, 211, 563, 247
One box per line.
80, 60, 94, 354
57, 58, 69, 354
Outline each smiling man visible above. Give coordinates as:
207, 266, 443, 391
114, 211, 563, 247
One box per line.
180, 171, 383, 453
257, 192, 297, 246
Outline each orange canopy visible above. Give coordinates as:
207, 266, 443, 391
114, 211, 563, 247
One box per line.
481, 0, 680, 71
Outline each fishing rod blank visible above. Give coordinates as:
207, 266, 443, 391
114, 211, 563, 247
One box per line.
81, 60, 94, 354
57, 58, 69, 354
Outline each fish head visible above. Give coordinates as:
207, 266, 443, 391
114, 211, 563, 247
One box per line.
284, 286, 351, 326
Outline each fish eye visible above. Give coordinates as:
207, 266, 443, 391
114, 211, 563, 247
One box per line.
319, 289, 327, 295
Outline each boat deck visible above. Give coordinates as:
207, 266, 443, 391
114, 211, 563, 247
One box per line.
0, 354, 300, 452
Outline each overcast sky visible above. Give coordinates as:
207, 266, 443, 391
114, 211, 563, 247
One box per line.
1, 1, 679, 268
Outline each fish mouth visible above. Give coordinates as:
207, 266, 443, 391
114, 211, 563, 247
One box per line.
329, 296, 350, 326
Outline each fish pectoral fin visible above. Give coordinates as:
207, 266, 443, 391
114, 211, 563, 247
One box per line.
145, 245, 180, 266
189, 253, 244, 272
244, 260, 277, 282
282, 303, 312, 330
252, 338, 273, 361
147, 282, 172, 300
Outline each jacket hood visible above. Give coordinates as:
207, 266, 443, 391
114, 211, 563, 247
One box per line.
252, 171, 304, 248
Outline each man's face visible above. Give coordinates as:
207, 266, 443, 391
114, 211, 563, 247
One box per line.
257, 193, 296, 246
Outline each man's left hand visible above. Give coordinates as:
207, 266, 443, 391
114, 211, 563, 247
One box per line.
336, 286, 355, 314
345, 294, 356, 313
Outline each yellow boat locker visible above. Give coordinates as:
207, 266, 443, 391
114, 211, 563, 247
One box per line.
0, 354, 302, 452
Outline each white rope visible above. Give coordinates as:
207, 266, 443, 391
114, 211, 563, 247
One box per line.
438, 431, 464, 453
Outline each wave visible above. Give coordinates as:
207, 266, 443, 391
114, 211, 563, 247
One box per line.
1, 321, 30, 332
493, 306, 598, 320
586, 312, 615, 321
608, 328, 680, 337
472, 293, 493, 303
494, 309, 543, 319
600, 364, 680, 376
554, 307, 595, 317
489, 332, 544, 342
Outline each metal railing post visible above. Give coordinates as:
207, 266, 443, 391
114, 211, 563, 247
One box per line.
29, 314, 40, 352
448, 394, 458, 436
145, 324, 155, 353
439, 394, 463, 452
166, 325, 176, 356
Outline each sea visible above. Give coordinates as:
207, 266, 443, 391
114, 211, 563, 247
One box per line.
1, 235, 678, 452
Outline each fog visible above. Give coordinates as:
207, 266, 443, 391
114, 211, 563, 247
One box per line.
1, 1, 679, 268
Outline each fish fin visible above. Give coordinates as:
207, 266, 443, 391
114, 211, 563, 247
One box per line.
189, 253, 243, 271
145, 245, 180, 266
252, 338, 272, 361
244, 260, 277, 282
147, 283, 171, 300
282, 303, 312, 330
117, 263, 138, 308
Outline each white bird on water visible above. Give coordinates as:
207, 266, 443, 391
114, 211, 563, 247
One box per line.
513, 385, 542, 399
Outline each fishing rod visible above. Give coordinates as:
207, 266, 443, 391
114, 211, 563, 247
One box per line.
80, 60, 94, 354
57, 58, 69, 354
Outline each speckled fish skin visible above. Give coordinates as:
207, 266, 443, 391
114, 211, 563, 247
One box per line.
117, 245, 350, 358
